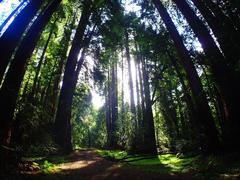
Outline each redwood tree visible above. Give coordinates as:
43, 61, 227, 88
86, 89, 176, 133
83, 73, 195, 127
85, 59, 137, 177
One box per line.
54, 2, 92, 151
0, 0, 61, 147
173, 0, 240, 149
151, 0, 220, 152
0, 0, 44, 83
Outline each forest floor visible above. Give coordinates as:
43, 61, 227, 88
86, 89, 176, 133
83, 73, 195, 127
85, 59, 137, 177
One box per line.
3, 149, 240, 179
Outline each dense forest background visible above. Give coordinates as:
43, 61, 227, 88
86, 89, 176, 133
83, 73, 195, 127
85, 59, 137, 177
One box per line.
0, 0, 240, 177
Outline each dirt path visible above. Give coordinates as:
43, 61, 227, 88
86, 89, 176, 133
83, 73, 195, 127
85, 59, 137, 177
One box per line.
21, 150, 194, 180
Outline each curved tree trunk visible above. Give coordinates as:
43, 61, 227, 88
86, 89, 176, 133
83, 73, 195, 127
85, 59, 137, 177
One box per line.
174, 0, 240, 149
54, 4, 92, 152
152, 0, 220, 153
51, 14, 77, 116
0, 0, 44, 83
191, 0, 240, 65
0, 0, 61, 147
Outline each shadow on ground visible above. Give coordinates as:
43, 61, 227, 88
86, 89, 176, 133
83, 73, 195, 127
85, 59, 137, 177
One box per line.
17, 150, 194, 180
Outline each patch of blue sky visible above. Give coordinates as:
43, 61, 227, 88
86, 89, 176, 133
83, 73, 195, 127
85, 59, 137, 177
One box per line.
0, 0, 20, 24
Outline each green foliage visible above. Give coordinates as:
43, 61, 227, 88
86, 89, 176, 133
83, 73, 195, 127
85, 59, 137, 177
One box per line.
15, 150, 240, 179
7, 0, 238, 163
71, 81, 107, 149
97, 149, 198, 173
97, 149, 128, 160
42, 160, 59, 174
97, 150, 240, 178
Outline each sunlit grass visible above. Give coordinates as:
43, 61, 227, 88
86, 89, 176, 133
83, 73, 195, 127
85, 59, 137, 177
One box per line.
96, 149, 128, 160
96, 149, 197, 173
96, 149, 240, 178
42, 160, 60, 174
19, 149, 240, 179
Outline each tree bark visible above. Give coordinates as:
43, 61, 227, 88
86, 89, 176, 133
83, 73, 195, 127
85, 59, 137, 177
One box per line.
174, 0, 240, 149
124, 30, 137, 127
0, 0, 44, 83
106, 66, 112, 147
109, 60, 118, 148
51, 15, 77, 115
54, 4, 92, 152
138, 55, 145, 128
152, 0, 220, 152
141, 58, 157, 154
0, 0, 61, 147
31, 19, 57, 100
166, 50, 197, 131
191, 0, 240, 66
134, 55, 141, 131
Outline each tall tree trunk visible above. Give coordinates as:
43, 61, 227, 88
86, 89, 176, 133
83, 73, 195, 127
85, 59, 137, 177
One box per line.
109, 60, 118, 148
152, 0, 220, 152
31, 19, 56, 100
51, 15, 76, 116
166, 78, 179, 137
124, 30, 136, 128
141, 58, 157, 154
43, 65, 56, 108
191, 0, 240, 65
134, 56, 141, 131
175, 88, 187, 138
158, 84, 178, 150
134, 42, 141, 131
0, 0, 26, 33
21, 73, 31, 103
106, 66, 112, 147
120, 48, 125, 146
173, 0, 224, 63
36, 77, 42, 102
201, 65, 224, 135
0, 0, 44, 83
54, 4, 92, 152
174, 0, 240, 149
0, 0, 61, 147
166, 50, 197, 131
138, 53, 145, 128
125, 30, 138, 151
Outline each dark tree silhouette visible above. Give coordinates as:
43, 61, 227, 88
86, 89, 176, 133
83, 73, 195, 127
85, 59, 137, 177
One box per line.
152, 0, 220, 152
0, 0, 61, 147
54, 2, 92, 151
0, 0, 44, 83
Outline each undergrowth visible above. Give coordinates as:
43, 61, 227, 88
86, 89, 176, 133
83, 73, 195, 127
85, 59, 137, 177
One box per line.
97, 149, 240, 179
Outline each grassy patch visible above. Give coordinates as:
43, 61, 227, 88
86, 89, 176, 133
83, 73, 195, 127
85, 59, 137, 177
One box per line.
39, 156, 66, 174
97, 150, 198, 173
127, 154, 198, 173
42, 160, 59, 173
20, 155, 66, 175
96, 149, 128, 160
97, 149, 240, 178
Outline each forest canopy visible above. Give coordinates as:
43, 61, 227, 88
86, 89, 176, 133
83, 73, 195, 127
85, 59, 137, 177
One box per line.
0, 1, 240, 177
